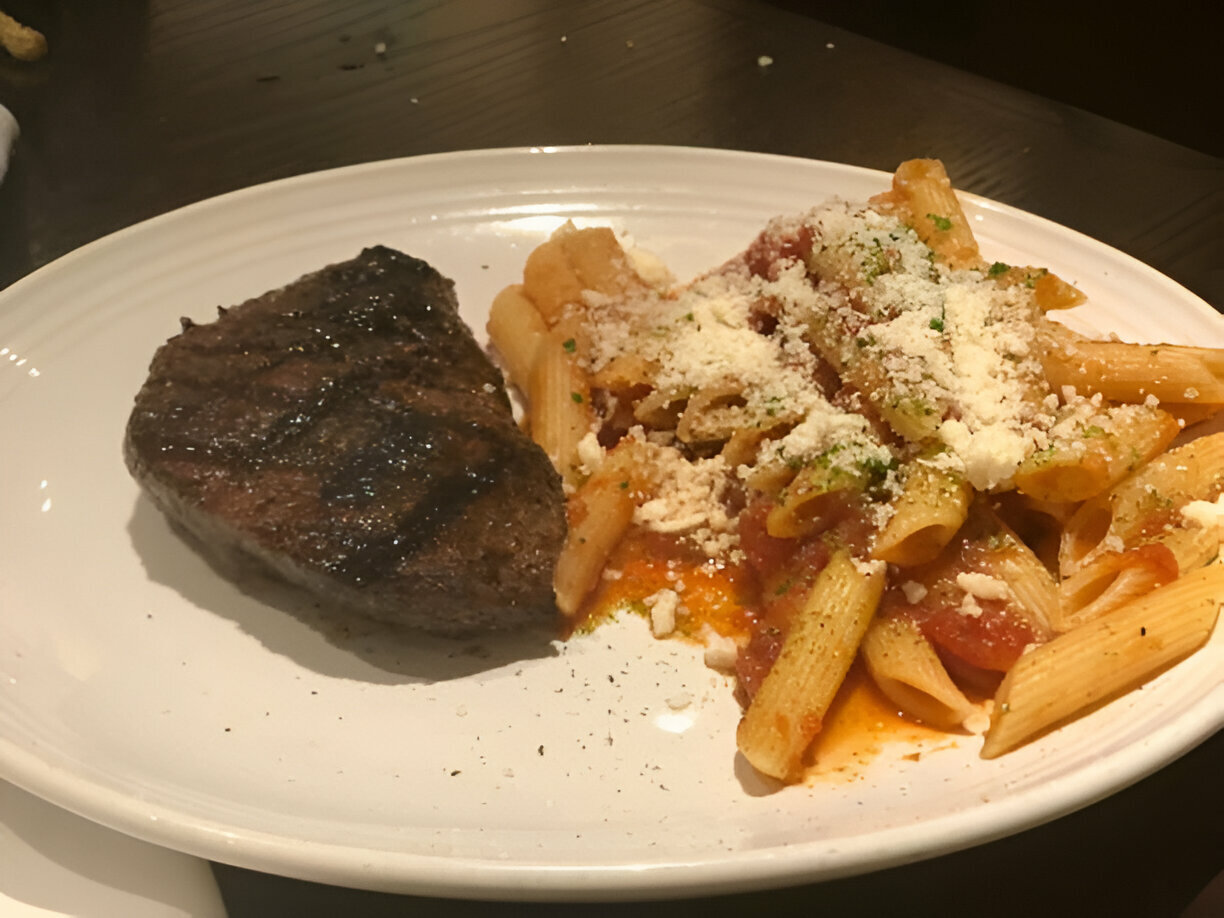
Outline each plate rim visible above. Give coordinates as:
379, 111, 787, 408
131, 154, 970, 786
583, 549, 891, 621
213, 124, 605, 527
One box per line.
4, 143, 1216, 315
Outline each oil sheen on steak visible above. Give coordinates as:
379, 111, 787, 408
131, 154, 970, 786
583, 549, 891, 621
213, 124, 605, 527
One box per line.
124, 246, 566, 635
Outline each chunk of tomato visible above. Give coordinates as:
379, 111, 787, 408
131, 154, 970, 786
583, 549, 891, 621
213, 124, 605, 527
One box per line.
915, 598, 1036, 673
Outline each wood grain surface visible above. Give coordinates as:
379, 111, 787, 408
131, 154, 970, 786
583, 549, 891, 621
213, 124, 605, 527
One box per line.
1, 0, 1220, 305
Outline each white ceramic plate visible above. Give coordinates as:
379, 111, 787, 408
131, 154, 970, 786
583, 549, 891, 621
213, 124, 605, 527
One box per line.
1, 780, 227, 917
0, 146, 1221, 901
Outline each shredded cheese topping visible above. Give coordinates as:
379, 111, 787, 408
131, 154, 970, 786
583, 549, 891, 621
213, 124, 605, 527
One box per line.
764, 201, 1057, 490
575, 198, 1079, 559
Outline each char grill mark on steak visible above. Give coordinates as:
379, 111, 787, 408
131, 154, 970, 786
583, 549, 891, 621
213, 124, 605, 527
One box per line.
125, 246, 566, 635
313, 406, 505, 586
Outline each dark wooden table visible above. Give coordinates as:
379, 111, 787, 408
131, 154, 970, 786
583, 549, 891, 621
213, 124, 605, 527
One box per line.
2, 2, 1221, 916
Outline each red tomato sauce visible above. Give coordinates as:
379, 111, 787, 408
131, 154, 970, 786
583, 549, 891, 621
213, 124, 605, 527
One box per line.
801, 663, 954, 781
580, 491, 997, 771
879, 530, 1040, 673
580, 528, 757, 642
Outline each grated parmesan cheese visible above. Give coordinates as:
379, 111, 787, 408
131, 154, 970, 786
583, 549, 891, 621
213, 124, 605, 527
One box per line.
958, 593, 984, 618
1181, 495, 1224, 543
568, 193, 1067, 629
575, 430, 605, 475
702, 630, 741, 671
956, 571, 1012, 602
633, 450, 739, 557
761, 201, 1056, 490
854, 557, 888, 578
645, 589, 680, 637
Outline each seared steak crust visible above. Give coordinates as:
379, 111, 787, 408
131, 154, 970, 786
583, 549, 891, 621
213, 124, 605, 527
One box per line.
125, 246, 565, 635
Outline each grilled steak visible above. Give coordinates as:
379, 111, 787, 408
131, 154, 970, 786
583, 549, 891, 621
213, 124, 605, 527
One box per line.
124, 246, 566, 635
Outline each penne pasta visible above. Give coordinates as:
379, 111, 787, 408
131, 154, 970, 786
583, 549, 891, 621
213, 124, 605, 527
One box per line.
800, 306, 943, 443
989, 491, 1076, 573
766, 464, 863, 539
1039, 320, 1224, 410
872, 460, 972, 566
590, 351, 657, 391
989, 265, 1086, 312
1060, 432, 1224, 576
552, 443, 649, 617
1013, 402, 1180, 503
632, 385, 690, 429
992, 535, 1060, 637
861, 614, 977, 731
879, 161, 1083, 307
495, 157, 1224, 784
719, 426, 778, 468
886, 158, 983, 270
556, 224, 643, 299
736, 552, 885, 781
982, 563, 1224, 757
521, 230, 586, 323
520, 222, 646, 323
676, 382, 750, 445
486, 284, 550, 395
1055, 525, 1219, 630
527, 328, 594, 484
1054, 544, 1178, 631
553, 477, 635, 618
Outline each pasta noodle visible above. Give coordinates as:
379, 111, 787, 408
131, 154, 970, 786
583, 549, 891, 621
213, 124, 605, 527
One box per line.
735, 552, 885, 780
491, 159, 1224, 782
861, 614, 976, 731
1012, 402, 1180, 503
1039, 321, 1224, 419
526, 328, 594, 485
982, 563, 1224, 758
876, 158, 983, 269
1059, 432, 1224, 576
871, 461, 972, 566
487, 284, 549, 395
553, 472, 636, 617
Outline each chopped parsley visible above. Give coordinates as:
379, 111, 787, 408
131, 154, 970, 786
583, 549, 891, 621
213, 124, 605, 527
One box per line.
562, 337, 577, 353
988, 261, 1010, 277
892, 395, 937, 418
926, 213, 953, 232
1023, 268, 1049, 289
861, 237, 890, 285
859, 454, 900, 500
1027, 446, 1057, 467
811, 443, 848, 469
570, 391, 584, 404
